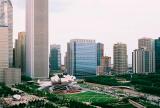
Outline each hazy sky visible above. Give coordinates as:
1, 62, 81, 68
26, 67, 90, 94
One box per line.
11, 0, 160, 64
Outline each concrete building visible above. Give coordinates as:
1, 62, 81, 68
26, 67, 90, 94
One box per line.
102, 56, 111, 74
138, 37, 155, 73
97, 56, 111, 76
96, 66, 105, 76
15, 32, 26, 74
0, 0, 13, 67
50, 44, 61, 71
113, 43, 128, 74
26, 0, 49, 79
4, 68, 21, 86
132, 48, 150, 74
67, 39, 97, 77
138, 37, 153, 51
155, 38, 160, 73
0, 26, 9, 82
97, 43, 104, 66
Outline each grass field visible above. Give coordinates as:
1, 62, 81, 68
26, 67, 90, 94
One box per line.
65, 91, 118, 104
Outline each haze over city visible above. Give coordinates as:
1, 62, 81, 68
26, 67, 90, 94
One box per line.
12, 0, 160, 64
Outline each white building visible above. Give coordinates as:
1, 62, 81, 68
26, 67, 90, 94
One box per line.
26, 0, 49, 79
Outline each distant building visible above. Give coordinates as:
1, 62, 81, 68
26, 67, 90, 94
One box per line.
96, 66, 105, 76
102, 56, 111, 74
138, 37, 155, 73
113, 43, 128, 74
138, 37, 153, 51
97, 43, 104, 66
50, 44, 61, 71
67, 39, 97, 77
132, 48, 150, 74
0, 0, 13, 67
4, 68, 21, 86
15, 32, 26, 74
26, 0, 49, 79
155, 38, 160, 73
97, 56, 111, 76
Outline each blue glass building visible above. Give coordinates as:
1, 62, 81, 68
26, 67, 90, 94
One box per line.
67, 39, 97, 77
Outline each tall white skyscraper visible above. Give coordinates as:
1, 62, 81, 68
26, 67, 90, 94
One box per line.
26, 0, 49, 79
0, 0, 13, 67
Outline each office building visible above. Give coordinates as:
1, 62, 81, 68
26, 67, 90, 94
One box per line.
26, 0, 49, 78
4, 68, 21, 86
50, 44, 61, 71
0, 0, 13, 67
15, 32, 26, 74
102, 56, 111, 74
155, 38, 160, 73
67, 39, 97, 77
113, 43, 128, 74
132, 48, 150, 74
97, 43, 104, 66
138, 37, 153, 51
0, 26, 9, 82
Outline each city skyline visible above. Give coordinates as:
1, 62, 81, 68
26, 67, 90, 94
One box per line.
11, 0, 160, 64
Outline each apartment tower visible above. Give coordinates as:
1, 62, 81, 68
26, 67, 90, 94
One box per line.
113, 43, 128, 74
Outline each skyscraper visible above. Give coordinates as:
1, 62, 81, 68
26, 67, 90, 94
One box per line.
97, 43, 104, 66
138, 37, 153, 51
26, 0, 49, 78
113, 43, 128, 74
0, 26, 9, 82
137, 37, 155, 73
15, 32, 26, 74
50, 44, 61, 71
132, 48, 150, 74
155, 38, 160, 73
67, 39, 97, 77
0, 0, 13, 67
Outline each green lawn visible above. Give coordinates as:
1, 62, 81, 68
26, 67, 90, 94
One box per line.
66, 91, 118, 104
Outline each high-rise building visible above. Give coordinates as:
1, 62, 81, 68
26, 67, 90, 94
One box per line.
132, 48, 150, 74
15, 32, 26, 74
113, 43, 128, 74
50, 44, 61, 71
97, 43, 104, 66
0, 0, 13, 67
137, 37, 155, 73
0, 26, 9, 82
138, 37, 153, 51
155, 38, 160, 73
67, 39, 97, 77
26, 0, 49, 78
102, 56, 111, 74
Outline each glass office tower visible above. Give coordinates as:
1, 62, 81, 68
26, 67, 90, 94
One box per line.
155, 38, 160, 73
67, 39, 97, 77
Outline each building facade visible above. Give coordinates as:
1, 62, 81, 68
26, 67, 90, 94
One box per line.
0, 0, 13, 67
155, 38, 160, 73
15, 32, 26, 74
50, 44, 61, 71
67, 39, 97, 77
97, 43, 104, 66
0, 26, 9, 82
138, 37, 155, 73
113, 43, 128, 74
4, 68, 21, 86
26, 0, 49, 78
132, 48, 150, 74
